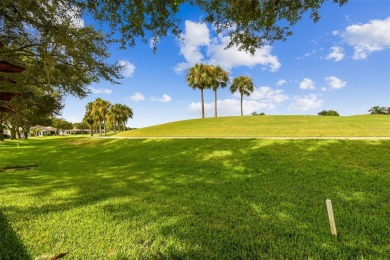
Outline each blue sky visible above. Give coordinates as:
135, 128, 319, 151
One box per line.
62, 0, 390, 128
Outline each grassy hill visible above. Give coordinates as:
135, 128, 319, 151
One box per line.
117, 115, 390, 137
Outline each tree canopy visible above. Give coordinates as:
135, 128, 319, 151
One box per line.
1, 86, 63, 139
2, 0, 349, 56
83, 98, 133, 136
1, 0, 122, 98
317, 110, 340, 116
230, 76, 255, 116
80, 0, 349, 54
186, 63, 214, 118
368, 106, 390, 115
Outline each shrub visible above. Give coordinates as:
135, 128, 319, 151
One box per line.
251, 112, 265, 116
317, 110, 340, 116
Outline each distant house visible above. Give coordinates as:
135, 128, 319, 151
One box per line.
61, 128, 90, 135
30, 126, 56, 136
31, 126, 91, 136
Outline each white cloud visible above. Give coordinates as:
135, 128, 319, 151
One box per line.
276, 79, 287, 86
343, 17, 390, 60
289, 94, 322, 111
129, 92, 145, 101
296, 48, 323, 60
206, 37, 281, 71
174, 21, 210, 73
326, 46, 345, 62
89, 87, 112, 94
174, 62, 191, 74
117, 60, 136, 77
175, 20, 281, 73
299, 78, 316, 90
244, 86, 289, 103
325, 76, 347, 89
158, 94, 172, 103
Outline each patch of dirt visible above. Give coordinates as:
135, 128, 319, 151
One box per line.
0, 164, 39, 172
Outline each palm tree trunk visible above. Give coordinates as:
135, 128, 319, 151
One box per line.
240, 93, 243, 116
201, 88, 205, 119
214, 89, 217, 117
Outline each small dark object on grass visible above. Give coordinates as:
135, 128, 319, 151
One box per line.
49, 252, 69, 260
0, 164, 39, 172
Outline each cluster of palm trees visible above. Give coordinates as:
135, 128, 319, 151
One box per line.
186, 63, 255, 118
83, 98, 133, 136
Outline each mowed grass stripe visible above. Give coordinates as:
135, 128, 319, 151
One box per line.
1, 137, 389, 259
116, 115, 390, 137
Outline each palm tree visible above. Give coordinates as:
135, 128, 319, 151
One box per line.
92, 98, 111, 135
186, 63, 213, 118
107, 104, 121, 133
230, 76, 254, 116
83, 102, 97, 136
119, 104, 133, 131
210, 65, 229, 117
107, 104, 133, 132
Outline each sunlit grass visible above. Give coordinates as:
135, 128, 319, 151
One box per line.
1, 137, 389, 259
116, 115, 390, 137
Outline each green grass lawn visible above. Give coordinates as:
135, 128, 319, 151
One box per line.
1, 137, 389, 259
116, 115, 390, 137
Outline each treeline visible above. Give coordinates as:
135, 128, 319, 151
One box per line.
368, 106, 390, 115
317, 106, 390, 116
83, 98, 133, 136
0, 97, 133, 140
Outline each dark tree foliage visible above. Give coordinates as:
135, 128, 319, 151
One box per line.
317, 110, 340, 116
252, 112, 266, 116
368, 106, 390, 115
1, 86, 63, 139
1, 0, 122, 98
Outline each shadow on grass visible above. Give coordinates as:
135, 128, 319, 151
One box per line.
0, 211, 32, 260
1, 138, 389, 258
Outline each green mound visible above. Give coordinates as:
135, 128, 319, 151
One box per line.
117, 115, 390, 137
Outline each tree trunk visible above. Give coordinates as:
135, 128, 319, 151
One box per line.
0, 118, 4, 141
214, 89, 217, 117
10, 128, 17, 140
90, 124, 93, 136
99, 120, 102, 135
17, 128, 21, 139
21, 126, 30, 139
240, 93, 243, 116
201, 88, 205, 119
23, 129, 29, 139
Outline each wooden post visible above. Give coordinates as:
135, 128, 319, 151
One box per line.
326, 199, 337, 236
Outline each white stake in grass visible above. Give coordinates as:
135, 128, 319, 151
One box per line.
326, 199, 337, 236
